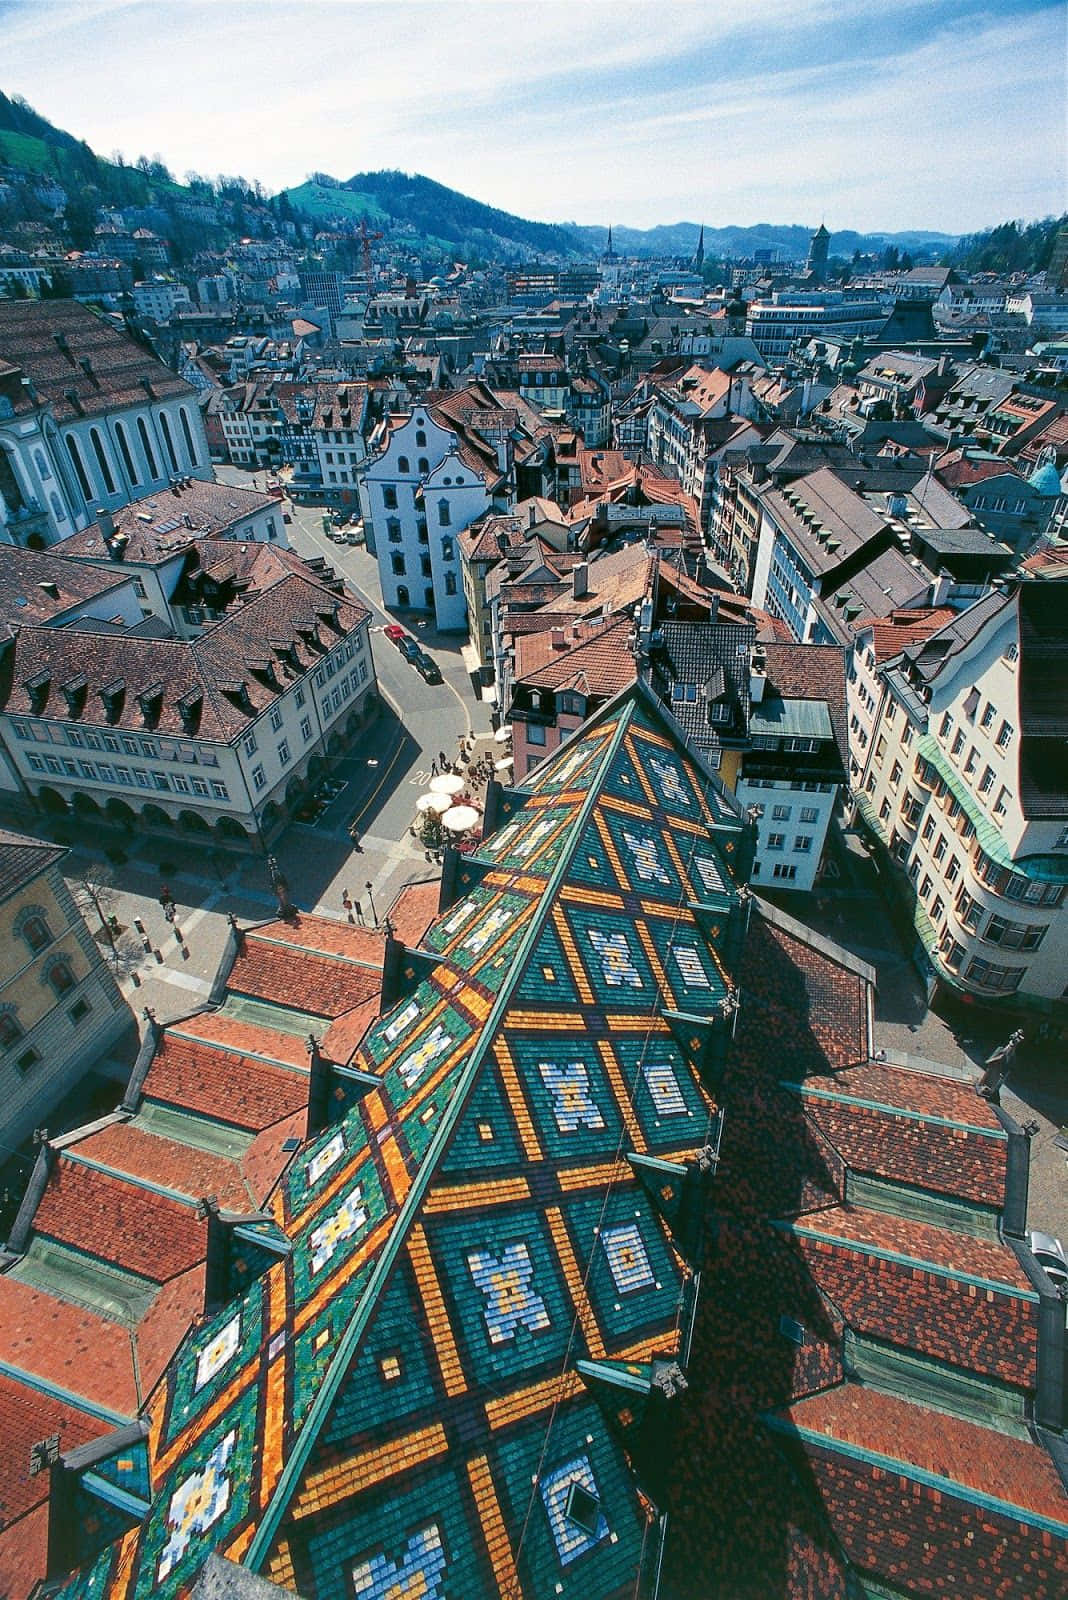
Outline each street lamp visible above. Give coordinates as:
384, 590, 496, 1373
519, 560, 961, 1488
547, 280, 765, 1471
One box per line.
364, 881, 377, 925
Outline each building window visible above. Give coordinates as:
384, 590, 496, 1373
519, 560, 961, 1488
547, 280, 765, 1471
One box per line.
179, 406, 198, 467
277, 740, 290, 766
210, 780, 228, 799
69, 996, 92, 1023
940, 935, 966, 971
89, 427, 116, 494
0, 1012, 23, 1050
444, 571, 457, 595
951, 731, 966, 758
772, 862, 797, 881
137, 416, 159, 478
383, 485, 398, 509
963, 687, 980, 721
252, 764, 266, 791
794, 835, 812, 852
978, 766, 995, 794
115, 422, 139, 484
244, 732, 258, 757
46, 959, 76, 997
391, 552, 406, 576
16, 1047, 41, 1075
996, 720, 1013, 750
939, 712, 953, 739
159, 412, 179, 473
437, 498, 451, 527
980, 701, 996, 730
932, 834, 947, 862
18, 911, 51, 954
270, 707, 283, 732
767, 832, 785, 851
772, 804, 791, 821
397, 456, 410, 473
387, 518, 402, 542
945, 855, 960, 884
300, 715, 311, 741
66, 435, 92, 500
889, 761, 903, 788
965, 957, 1023, 992
416, 430, 426, 447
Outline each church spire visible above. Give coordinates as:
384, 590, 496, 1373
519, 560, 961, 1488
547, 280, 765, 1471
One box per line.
604, 224, 616, 261
694, 223, 705, 272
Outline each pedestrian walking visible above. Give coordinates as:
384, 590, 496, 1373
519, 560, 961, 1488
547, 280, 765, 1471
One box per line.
431, 758, 438, 776
438, 751, 446, 769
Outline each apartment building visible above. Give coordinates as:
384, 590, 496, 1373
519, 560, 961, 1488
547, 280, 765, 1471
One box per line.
745, 292, 887, 361
0, 827, 129, 1149
0, 573, 375, 846
0, 299, 211, 547
856, 584, 1068, 1016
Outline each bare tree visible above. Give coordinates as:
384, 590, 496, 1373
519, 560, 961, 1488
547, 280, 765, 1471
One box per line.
68, 860, 120, 959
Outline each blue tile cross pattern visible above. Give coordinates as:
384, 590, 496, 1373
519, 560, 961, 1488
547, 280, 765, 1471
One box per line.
467, 1242, 552, 1344
539, 1060, 606, 1133
601, 1223, 656, 1295
351, 1522, 447, 1600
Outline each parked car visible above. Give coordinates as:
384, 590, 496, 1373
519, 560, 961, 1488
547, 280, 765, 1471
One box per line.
414, 650, 442, 684
383, 624, 407, 646
1029, 1230, 1068, 1287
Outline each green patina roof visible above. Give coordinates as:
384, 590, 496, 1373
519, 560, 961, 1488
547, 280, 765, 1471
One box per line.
55, 685, 751, 1600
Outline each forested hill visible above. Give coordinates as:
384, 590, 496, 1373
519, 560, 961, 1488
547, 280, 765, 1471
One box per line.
285, 170, 586, 259
948, 214, 1067, 276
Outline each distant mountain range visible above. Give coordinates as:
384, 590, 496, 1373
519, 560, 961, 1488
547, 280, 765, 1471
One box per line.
0, 88, 960, 265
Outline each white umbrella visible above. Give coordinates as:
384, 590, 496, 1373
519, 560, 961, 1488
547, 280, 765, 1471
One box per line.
494, 756, 514, 772
442, 804, 481, 833
494, 725, 512, 743
417, 792, 451, 814
430, 772, 465, 796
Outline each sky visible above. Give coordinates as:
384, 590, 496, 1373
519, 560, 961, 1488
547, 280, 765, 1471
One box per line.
2, 0, 1065, 236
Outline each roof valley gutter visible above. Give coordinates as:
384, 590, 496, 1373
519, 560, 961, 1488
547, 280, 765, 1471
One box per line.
245, 702, 638, 1568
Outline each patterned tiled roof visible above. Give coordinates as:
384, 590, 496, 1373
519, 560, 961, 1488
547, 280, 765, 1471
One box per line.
228, 923, 383, 1018
49, 685, 751, 1600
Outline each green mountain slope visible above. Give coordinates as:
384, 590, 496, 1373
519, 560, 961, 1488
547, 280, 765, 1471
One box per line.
288, 169, 586, 259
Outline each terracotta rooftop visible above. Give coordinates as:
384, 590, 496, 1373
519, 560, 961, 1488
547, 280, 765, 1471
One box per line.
0, 1376, 104, 1600
53, 482, 278, 565
779, 1384, 1068, 1524
0, 546, 130, 630
30, 1155, 207, 1284
868, 606, 957, 662
0, 1277, 140, 1415
228, 923, 383, 1018
139, 1034, 308, 1133
513, 614, 637, 698
0, 299, 194, 423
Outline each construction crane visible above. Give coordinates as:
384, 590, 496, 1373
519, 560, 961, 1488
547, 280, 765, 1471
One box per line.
358, 216, 383, 292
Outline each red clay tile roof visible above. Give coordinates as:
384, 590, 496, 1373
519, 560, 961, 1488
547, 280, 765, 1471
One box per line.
134, 1265, 204, 1401
140, 1035, 308, 1132
171, 1009, 309, 1068
514, 615, 638, 698
0, 575, 367, 741
71, 1122, 254, 1211
789, 1205, 1037, 1387
745, 915, 870, 1075
321, 998, 381, 1065
0, 299, 194, 423
229, 924, 383, 1017
781, 1384, 1068, 1522
53, 481, 278, 563
0, 545, 130, 629
240, 1108, 307, 1204
797, 1061, 1008, 1206
387, 880, 441, 948
0, 1278, 140, 1415
868, 606, 957, 663
0, 1376, 104, 1597
31, 1155, 207, 1283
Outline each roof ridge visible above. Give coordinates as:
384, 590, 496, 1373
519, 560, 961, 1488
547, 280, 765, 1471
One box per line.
245, 696, 639, 1567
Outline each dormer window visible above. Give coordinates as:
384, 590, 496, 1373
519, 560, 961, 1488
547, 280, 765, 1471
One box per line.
137, 682, 164, 728
61, 675, 88, 717
24, 671, 51, 715
99, 678, 126, 725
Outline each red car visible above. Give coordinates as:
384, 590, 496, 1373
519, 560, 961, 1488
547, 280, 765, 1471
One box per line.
383, 625, 407, 645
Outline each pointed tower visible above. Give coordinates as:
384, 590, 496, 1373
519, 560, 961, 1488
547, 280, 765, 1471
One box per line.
603, 224, 617, 262
806, 223, 830, 284
693, 223, 705, 273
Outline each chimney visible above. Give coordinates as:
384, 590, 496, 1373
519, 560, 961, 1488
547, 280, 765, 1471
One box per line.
750, 646, 767, 704
550, 627, 566, 650
528, 504, 536, 528
108, 532, 129, 561
930, 573, 951, 607
572, 561, 589, 599
97, 508, 115, 539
